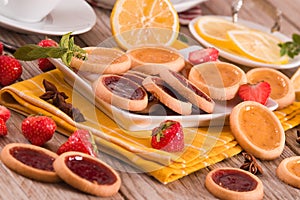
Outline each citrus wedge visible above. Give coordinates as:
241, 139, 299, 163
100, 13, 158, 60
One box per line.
227, 30, 289, 64
110, 0, 179, 50
194, 16, 247, 49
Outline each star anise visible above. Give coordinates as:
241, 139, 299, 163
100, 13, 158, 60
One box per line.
40, 79, 85, 122
240, 152, 263, 175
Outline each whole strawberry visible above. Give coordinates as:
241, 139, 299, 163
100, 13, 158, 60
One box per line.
238, 81, 271, 105
151, 120, 184, 152
21, 115, 56, 146
37, 39, 58, 72
0, 118, 7, 136
57, 129, 98, 157
0, 105, 10, 122
0, 55, 22, 86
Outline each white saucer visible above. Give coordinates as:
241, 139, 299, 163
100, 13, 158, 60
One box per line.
0, 0, 96, 35
173, 0, 208, 13
86, 0, 208, 13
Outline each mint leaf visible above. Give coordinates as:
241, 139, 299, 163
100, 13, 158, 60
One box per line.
279, 33, 300, 59
14, 45, 67, 61
13, 32, 87, 67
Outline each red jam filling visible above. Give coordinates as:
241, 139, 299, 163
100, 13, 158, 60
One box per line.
10, 147, 55, 171
65, 155, 117, 185
212, 169, 258, 192
103, 75, 145, 100
152, 77, 187, 102
169, 70, 212, 102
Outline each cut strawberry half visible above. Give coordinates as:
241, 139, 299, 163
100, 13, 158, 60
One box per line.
57, 129, 98, 157
188, 47, 219, 65
238, 81, 271, 105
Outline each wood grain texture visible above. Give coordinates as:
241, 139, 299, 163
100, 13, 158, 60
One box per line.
0, 0, 300, 199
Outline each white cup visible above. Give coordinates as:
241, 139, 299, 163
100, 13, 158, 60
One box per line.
0, 0, 62, 23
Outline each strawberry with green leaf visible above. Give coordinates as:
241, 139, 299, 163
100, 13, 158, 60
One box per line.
57, 129, 98, 157
151, 120, 184, 152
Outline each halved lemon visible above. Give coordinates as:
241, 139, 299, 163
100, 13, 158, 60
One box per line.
230, 101, 285, 160
110, 0, 179, 50
291, 67, 300, 101
227, 30, 289, 64
194, 16, 247, 49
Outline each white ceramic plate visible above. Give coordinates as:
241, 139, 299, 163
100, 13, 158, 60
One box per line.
49, 46, 278, 131
87, 0, 207, 12
172, 0, 208, 13
189, 16, 300, 69
0, 0, 96, 35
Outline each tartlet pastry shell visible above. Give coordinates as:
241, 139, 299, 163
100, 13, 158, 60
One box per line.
276, 156, 300, 189
53, 151, 121, 197
205, 167, 264, 200
0, 143, 60, 183
230, 101, 285, 160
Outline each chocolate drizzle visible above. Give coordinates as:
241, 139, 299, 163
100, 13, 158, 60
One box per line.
40, 79, 85, 122
240, 152, 263, 175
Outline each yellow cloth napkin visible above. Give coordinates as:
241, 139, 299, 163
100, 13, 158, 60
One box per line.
0, 69, 297, 184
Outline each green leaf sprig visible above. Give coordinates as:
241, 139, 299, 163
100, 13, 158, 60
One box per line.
278, 33, 300, 59
13, 32, 87, 66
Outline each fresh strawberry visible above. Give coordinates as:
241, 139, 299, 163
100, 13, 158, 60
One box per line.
57, 129, 98, 157
0, 118, 7, 136
0, 105, 10, 122
151, 120, 184, 152
37, 39, 58, 72
0, 42, 3, 55
188, 47, 219, 65
21, 115, 56, 146
238, 81, 271, 105
0, 55, 22, 86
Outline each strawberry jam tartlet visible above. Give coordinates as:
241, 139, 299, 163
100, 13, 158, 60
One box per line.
92, 74, 148, 111
53, 151, 121, 197
205, 167, 264, 200
0, 143, 60, 182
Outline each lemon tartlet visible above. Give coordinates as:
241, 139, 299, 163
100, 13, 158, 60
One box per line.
246, 68, 295, 109
70, 47, 131, 74
230, 101, 285, 160
276, 156, 300, 189
127, 46, 185, 74
188, 61, 247, 100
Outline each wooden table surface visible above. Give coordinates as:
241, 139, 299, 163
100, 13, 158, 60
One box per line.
0, 0, 300, 199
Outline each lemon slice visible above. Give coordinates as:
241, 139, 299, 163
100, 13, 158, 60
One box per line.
194, 16, 247, 49
227, 30, 289, 64
110, 0, 179, 50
